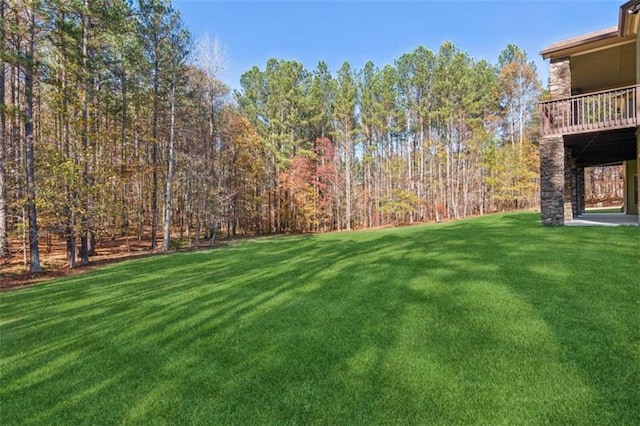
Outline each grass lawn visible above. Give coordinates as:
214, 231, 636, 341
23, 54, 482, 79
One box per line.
1, 212, 639, 424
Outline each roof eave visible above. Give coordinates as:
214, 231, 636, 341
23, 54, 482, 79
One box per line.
540, 29, 621, 60
541, 0, 640, 60
619, 0, 640, 37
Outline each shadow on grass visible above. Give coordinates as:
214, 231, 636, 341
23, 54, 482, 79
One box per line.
1, 212, 639, 424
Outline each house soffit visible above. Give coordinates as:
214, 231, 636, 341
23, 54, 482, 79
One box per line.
541, 1, 639, 60
540, 27, 635, 60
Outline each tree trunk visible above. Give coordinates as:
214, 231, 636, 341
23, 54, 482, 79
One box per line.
345, 135, 352, 231
0, 134, 6, 257
24, 8, 41, 272
79, 0, 90, 265
67, 233, 76, 269
150, 42, 160, 250
0, 0, 7, 257
162, 82, 176, 251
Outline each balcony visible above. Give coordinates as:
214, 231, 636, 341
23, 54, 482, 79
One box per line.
540, 85, 639, 136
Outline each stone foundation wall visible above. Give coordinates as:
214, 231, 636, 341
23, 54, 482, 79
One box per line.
540, 135, 565, 225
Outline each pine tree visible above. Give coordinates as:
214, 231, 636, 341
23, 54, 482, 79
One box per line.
0, 0, 8, 257
334, 62, 357, 231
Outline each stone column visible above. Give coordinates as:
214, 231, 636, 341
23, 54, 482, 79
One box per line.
577, 166, 585, 215
564, 151, 577, 222
540, 135, 565, 225
636, 30, 640, 85
550, 57, 571, 99
635, 30, 639, 224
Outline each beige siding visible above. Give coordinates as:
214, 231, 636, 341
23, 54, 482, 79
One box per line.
571, 43, 636, 94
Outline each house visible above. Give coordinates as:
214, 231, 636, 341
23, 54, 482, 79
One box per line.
539, 0, 640, 225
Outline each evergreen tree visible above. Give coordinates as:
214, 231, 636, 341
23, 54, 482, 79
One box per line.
334, 62, 357, 231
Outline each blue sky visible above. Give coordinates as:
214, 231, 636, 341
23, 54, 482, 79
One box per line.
173, 0, 623, 91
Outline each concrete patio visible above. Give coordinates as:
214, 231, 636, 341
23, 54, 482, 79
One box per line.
565, 213, 640, 227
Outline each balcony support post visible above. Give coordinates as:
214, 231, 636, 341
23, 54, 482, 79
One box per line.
564, 151, 578, 221
577, 166, 585, 215
637, 129, 640, 224
540, 135, 566, 225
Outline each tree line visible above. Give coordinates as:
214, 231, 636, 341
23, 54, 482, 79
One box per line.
2, 0, 542, 273
237, 44, 542, 234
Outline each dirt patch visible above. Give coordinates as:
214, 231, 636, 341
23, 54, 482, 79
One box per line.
585, 197, 623, 208
0, 233, 218, 291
